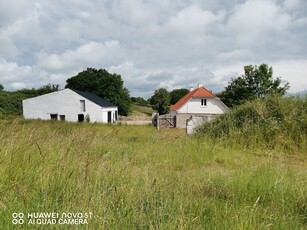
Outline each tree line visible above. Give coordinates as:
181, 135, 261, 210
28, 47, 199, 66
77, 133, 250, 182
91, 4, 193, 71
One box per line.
149, 64, 289, 114
0, 64, 289, 117
0, 84, 59, 116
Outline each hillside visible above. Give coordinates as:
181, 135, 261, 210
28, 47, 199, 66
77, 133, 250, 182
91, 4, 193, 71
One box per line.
129, 104, 154, 117
117, 104, 154, 125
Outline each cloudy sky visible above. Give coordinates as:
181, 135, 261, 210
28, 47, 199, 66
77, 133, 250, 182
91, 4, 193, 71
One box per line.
0, 0, 306, 97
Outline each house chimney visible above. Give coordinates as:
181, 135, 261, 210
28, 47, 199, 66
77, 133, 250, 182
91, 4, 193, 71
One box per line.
190, 87, 194, 92
198, 83, 203, 88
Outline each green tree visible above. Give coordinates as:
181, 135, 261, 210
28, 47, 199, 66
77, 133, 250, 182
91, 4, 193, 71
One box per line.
0, 84, 4, 91
218, 64, 290, 107
131, 97, 150, 106
150, 88, 170, 114
170, 88, 189, 105
0, 83, 59, 116
65, 68, 131, 115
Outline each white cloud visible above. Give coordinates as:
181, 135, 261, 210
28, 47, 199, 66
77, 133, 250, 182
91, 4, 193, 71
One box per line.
110, 0, 157, 25
10, 82, 26, 90
168, 5, 225, 34
228, 0, 292, 45
0, 1, 37, 27
37, 40, 125, 72
0, 35, 18, 59
215, 49, 255, 63
0, 59, 32, 82
283, 0, 301, 10
272, 59, 307, 93
0, 58, 37, 90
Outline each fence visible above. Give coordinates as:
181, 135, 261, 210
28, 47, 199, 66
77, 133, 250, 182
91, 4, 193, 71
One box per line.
152, 113, 176, 129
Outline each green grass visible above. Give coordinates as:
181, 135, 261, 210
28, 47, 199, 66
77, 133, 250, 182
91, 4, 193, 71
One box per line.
0, 119, 306, 229
197, 95, 307, 153
129, 104, 154, 117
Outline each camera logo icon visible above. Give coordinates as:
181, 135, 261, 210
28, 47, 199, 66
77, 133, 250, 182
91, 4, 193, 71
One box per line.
12, 213, 24, 225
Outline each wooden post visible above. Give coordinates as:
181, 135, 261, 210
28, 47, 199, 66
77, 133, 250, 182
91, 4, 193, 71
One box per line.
157, 112, 159, 130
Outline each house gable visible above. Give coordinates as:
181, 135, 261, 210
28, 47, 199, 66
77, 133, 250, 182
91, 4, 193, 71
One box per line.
170, 87, 216, 111
170, 86, 228, 114
177, 97, 228, 114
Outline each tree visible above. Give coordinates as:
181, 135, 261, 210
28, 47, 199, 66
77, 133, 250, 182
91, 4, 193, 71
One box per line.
131, 97, 150, 106
65, 68, 131, 115
218, 64, 290, 107
0, 84, 3, 91
0, 83, 59, 116
170, 88, 189, 105
150, 88, 170, 114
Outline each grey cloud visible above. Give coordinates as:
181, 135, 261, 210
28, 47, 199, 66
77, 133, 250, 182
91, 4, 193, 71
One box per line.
0, 0, 306, 95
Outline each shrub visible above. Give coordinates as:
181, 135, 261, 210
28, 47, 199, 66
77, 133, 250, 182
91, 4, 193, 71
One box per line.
197, 95, 307, 152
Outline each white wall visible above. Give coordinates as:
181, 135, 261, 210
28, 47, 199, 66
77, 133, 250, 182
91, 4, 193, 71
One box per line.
102, 108, 118, 123
23, 89, 118, 123
177, 97, 228, 114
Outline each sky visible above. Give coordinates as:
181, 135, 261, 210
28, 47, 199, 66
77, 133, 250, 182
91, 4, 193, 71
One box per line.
0, 0, 306, 98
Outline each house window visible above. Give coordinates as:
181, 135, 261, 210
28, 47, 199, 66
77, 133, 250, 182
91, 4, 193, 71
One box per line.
201, 99, 207, 107
80, 100, 86, 112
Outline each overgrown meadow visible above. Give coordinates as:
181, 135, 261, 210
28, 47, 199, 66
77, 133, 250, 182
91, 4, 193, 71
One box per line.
0, 97, 306, 229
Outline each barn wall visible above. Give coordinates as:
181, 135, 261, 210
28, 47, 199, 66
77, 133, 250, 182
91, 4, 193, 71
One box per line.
102, 108, 118, 123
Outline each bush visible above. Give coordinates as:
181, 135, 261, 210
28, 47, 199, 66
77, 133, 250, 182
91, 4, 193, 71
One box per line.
197, 95, 307, 152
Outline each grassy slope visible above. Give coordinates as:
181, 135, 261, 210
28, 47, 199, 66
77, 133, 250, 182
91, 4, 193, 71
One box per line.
0, 119, 306, 229
129, 104, 154, 117
198, 95, 307, 153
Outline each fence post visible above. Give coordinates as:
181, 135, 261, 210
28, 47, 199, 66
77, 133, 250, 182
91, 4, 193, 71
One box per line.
157, 112, 159, 130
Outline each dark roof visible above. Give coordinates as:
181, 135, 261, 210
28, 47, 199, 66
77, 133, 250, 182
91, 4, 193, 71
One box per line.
70, 89, 117, 108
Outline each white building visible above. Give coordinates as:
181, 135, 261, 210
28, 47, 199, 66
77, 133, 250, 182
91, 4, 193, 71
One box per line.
170, 83, 229, 128
23, 88, 118, 123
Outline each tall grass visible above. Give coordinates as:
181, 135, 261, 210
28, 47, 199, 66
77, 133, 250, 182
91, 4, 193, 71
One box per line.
197, 95, 307, 153
0, 119, 306, 229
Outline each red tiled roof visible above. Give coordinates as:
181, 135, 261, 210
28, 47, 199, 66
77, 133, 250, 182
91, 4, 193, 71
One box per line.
170, 86, 216, 111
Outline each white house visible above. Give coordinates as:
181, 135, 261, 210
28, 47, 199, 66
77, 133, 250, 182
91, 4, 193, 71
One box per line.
22, 88, 118, 123
169, 83, 229, 128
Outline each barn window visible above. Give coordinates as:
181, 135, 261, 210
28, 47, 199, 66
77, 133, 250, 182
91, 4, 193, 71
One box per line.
59, 115, 65, 121
201, 99, 207, 107
80, 100, 86, 112
50, 114, 58, 120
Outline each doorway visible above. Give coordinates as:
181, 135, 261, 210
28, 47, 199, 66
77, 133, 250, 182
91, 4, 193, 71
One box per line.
107, 111, 112, 123
78, 114, 84, 122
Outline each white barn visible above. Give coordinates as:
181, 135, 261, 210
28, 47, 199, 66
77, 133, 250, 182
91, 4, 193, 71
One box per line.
23, 88, 118, 123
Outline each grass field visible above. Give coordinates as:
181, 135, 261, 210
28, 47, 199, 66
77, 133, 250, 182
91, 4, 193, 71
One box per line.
0, 117, 306, 229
